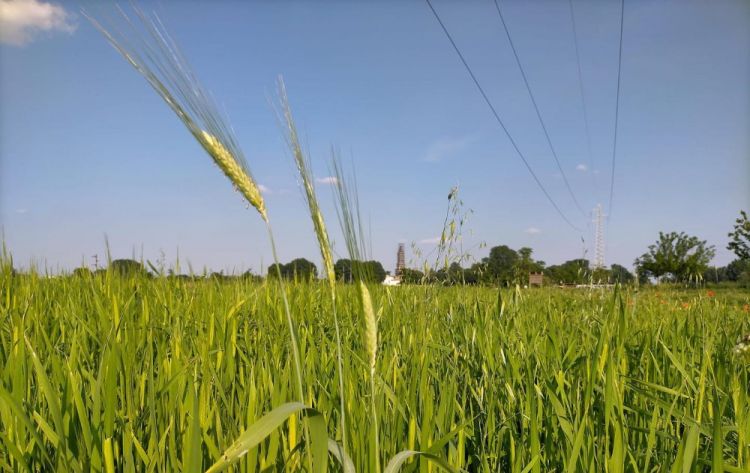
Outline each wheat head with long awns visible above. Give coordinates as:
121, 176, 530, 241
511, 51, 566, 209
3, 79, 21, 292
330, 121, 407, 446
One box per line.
199, 131, 267, 221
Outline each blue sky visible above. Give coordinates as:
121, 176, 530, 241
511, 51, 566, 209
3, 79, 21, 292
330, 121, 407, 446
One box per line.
1, 0, 747, 274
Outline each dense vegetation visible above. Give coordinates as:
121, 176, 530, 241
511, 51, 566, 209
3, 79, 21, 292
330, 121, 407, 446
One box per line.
2, 261, 749, 472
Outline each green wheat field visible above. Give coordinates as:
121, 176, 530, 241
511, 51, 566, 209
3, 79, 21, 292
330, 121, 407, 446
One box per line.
2, 261, 749, 472
2, 5, 749, 473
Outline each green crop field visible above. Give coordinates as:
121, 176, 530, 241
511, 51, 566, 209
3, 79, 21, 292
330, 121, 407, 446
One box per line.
2, 5, 747, 472
2, 262, 749, 472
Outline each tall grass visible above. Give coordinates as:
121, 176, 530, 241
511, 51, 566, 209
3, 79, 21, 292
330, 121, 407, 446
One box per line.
2, 266, 749, 471
3, 6, 748, 473
276, 77, 348, 457
329, 157, 382, 472
84, 7, 316, 471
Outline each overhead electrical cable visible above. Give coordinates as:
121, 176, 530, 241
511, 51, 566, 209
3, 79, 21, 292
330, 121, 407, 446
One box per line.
567, 0, 596, 194
425, 0, 584, 233
492, 0, 587, 218
608, 0, 625, 217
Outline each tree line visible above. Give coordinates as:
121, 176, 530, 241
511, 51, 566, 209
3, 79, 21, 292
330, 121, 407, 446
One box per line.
68, 210, 749, 287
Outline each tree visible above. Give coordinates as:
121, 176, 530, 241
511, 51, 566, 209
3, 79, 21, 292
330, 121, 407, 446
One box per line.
546, 259, 590, 284
334, 259, 354, 282
484, 245, 518, 286
609, 264, 634, 284
725, 258, 750, 282
267, 259, 317, 280
334, 259, 386, 283
110, 259, 148, 276
591, 267, 611, 284
512, 247, 544, 284
400, 268, 424, 284
284, 258, 318, 280
267, 263, 285, 279
241, 270, 263, 283
365, 260, 387, 283
73, 267, 92, 278
634, 231, 715, 282
705, 259, 750, 284
728, 210, 750, 260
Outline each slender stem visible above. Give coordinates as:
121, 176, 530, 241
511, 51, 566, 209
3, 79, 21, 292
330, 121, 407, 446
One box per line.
264, 220, 313, 473
371, 370, 380, 473
331, 291, 347, 453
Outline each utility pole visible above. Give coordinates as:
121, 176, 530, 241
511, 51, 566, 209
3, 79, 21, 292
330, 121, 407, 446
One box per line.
592, 204, 605, 270
92, 254, 99, 270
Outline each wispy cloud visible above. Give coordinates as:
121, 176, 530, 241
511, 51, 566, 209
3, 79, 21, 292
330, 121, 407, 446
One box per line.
524, 227, 541, 235
315, 176, 338, 185
0, 0, 76, 46
423, 135, 476, 163
15, 208, 28, 214
258, 184, 271, 194
418, 236, 441, 245
576, 163, 588, 172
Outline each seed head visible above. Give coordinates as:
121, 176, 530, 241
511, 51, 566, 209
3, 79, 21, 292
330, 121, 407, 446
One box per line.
358, 280, 378, 374
200, 131, 267, 222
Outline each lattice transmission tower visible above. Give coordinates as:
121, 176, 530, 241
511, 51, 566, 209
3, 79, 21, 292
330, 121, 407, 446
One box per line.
592, 204, 606, 270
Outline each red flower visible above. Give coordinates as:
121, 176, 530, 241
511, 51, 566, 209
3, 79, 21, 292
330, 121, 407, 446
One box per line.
681, 302, 690, 309
743, 304, 749, 313
707, 290, 716, 298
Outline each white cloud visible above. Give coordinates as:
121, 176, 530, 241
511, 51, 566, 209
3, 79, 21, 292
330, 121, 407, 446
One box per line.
15, 208, 28, 214
423, 135, 476, 163
0, 0, 76, 46
315, 176, 338, 185
418, 236, 441, 245
524, 227, 541, 235
576, 163, 588, 172
258, 184, 271, 194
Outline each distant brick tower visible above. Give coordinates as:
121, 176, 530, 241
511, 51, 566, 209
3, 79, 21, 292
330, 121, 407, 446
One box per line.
395, 243, 405, 277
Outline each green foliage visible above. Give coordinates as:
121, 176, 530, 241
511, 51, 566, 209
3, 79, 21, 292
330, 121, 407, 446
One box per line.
546, 258, 590, 285
513, 247, 544, 284
609, 264, 634, 284
109, 258, 148, 276
399, 268, 425, 284
727, 210, 750, 261
635, 231, 716, 282
268, 258, 318, 281
2, 270, 750, 471
483, 245, 518, 285
334, 259, 386, 283
703, 259, 750, 286
72, 267, 92, 278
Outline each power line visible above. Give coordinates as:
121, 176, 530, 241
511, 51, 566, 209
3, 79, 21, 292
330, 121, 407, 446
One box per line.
568, 0, 596, 194
424, 0, 583, 233
491, 0, 587, 218
608, 0, 625, 217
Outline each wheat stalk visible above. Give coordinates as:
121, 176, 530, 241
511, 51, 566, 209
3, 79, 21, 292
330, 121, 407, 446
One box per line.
276, 76, 348, 454
331, 155, 381, 472
86, 7, 311, 471
276, 78, 334, 285
85, 8, 267, 220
